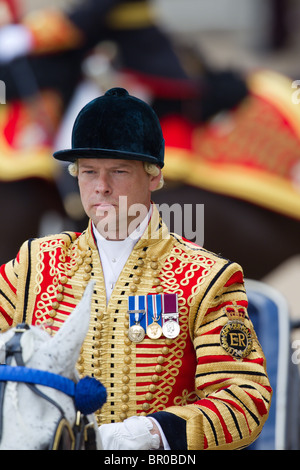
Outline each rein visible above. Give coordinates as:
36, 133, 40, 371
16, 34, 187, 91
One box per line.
0, 324, 102, 450
0, 366, 78, 397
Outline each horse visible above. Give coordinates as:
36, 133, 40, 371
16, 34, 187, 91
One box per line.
0, 281, 106, 450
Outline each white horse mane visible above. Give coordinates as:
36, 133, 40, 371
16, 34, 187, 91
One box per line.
0, 281, 103, 450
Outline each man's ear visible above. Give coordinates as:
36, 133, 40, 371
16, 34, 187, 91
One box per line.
149, 167, 162, 191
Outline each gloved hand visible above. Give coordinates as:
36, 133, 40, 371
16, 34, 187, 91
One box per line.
99, 416, 161, 450
0, 25, 33, 64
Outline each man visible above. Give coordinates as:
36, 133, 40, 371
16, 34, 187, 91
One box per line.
0, 88, 271, 450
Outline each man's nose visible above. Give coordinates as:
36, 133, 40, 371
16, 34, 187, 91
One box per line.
95, 173, 112, 194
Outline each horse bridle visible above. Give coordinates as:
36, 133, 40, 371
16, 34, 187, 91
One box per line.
0, 324, 98, 450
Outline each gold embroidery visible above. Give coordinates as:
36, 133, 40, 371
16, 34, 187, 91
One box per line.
25, 209, 218, 425
173, 389, 199, 406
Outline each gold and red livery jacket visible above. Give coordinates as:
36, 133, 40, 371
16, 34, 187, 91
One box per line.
0, 205, 271, 449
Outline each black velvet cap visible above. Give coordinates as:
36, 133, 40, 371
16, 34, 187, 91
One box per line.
53, 87, 165, 167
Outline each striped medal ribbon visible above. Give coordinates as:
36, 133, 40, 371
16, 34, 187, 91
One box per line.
146, 294, 163, 339
127, 295, 146, 343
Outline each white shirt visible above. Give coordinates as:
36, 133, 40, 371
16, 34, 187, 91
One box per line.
93, 205, 152, 302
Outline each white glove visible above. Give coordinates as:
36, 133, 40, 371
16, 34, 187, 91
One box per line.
99, 416, 161, 450
0, 25, 33, 63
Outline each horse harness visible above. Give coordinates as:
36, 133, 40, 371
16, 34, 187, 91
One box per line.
0, 324, 98, 450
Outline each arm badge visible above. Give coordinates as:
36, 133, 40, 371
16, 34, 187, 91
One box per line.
220, 303, 252, 359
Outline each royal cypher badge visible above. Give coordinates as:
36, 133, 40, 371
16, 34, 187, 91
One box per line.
220, 303, 252, 358
220, 320, 252, 358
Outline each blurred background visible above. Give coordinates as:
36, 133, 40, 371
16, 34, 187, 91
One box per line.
0, 0, 300, 449
19, 0, 300, 75
0, 0, 299, 336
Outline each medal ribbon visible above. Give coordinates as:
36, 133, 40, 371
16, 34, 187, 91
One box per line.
128, 295, 146, 330
162, 293, 178, 321
128, 294, 179, 336
146, 294, 162, 327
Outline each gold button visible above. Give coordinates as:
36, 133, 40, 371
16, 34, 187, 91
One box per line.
57, 284, 64, 293
77, 256, 83, 266
122, 385, 129, 393
137, 259, 144, 267
151, 255, 158, 262
94, 331, 101, 339
124, 346, 131, 355
121, 404, 129, 412
151, 374, 159, 383
130, 285, 137, 293
155, 286, 163, 293
52, 301, 59, 310
48, 310, 57, 318
155, 365, 163, 373
162, 347, 169, 355
85, 257, 92, 264
121, 394, 129, 403
56, 293, 64, 302
83, 273, 91, 281
122, 365, 130, 374
150, 262, 158, 270
122, 375, 130, 384
149, 384, 157, 392
135, 268, 143, 276
157, 356, 165, 364
94, 369, 101, 377
124, 356, 132, 364
46, 318, 54, 326
60, 276, 68, 284
77, 365, 84, 374
153, 278, 160, 286
120, 412, 127, 421
142, 403, 150, 411
84, 265, 92, 273
146, 392, 153, 401
133, 276, 140, 284
152, 270, 160, 277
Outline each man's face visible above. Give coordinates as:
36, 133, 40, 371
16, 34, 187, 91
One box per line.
77, 158, 161, 239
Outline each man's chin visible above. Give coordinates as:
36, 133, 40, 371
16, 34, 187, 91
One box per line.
95, 214, 128, 240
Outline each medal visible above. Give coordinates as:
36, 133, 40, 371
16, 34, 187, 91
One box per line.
128, 322, 145, 343
147, 321, 163, 339
146, 294, 162, 339
162, 294, 180, 339
128, 296, 146, 343
162, 319, 180, 339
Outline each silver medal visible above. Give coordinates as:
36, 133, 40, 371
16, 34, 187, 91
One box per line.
128, 323, 145, 343
162, 320, 180, 339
